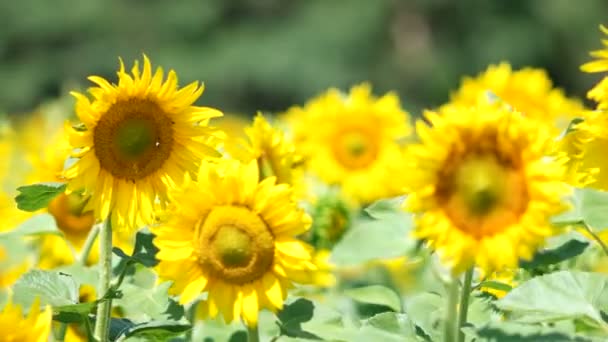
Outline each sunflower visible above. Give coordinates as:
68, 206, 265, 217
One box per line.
0, 299, 52, 342
558, 111, 608, 190
285, 83, 411, 204
234, 113, 304, 191
403, 103, 569, 274
64, 55, 223, 231
445, 62, 585, 131
14, 109, 133, 268
581, 25, 608, 108
152, 159, 314, 327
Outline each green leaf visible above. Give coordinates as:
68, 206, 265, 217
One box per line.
15, 182, 66, 212
114, 282, 177, 321
405, 292, 444, 341
113, 229, 159, 267
124, 320, 191, 338
362, 312, 418, 339
363, 197, 405, 220
580, 188, 608, 231
331, 211, 414, 265
12, 270, 79, 309
520, 239, 589, 269
344, 285, 402, 312
475, 322, 591, 341
496, 271, 608, 329
276, 298, 318, 339
478, 280, 513, 293
108, 318, 136, 341
1, 213, 61, 237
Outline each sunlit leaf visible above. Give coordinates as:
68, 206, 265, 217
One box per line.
496, 271, 608, 329
362, 312, 418, 338
475, 322, 591, 341
331, 211, 414, 265
344, 285, 402, 312
12, 270, 79, 309
1, 213, 60, 237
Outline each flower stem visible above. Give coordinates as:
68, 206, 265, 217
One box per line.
94, 218, 113, 341
583, 223, 608, 257
457, 268, 474, 342
247, 323, 260, 342
444, 277, 459, 342
78, 223, 101, 265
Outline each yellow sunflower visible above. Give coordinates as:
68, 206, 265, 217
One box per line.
558, 111, 608, 190
15, 109, 133, 268
65, 55, 223, 231
285, 83, 411, 204
152, 159, 315, 327
243, 114, 304, 187
0, 245, 30, 288
0, 299, 52, 342
581, 25, 608, 108
445, 62, 585, 131
403, 103, 569, 274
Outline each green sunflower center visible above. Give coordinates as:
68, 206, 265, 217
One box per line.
195, 206, 275, 284
93, 99, 174, 181
454, 157, 505, 216
333, 128, 379, 169
212, 225, 253, 267
439, 154, 528, 238
115, 118, 157, 158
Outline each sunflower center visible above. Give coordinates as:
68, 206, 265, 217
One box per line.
93, 99, 174, 181
115, 118, 156, 158
212, 225, 253, 267
439, 154, 528, 238
47, 193, 95, 238
333, 129, 378, 169
195, 206, 275, 284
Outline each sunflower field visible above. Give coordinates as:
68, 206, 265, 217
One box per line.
3, 1, 608, 341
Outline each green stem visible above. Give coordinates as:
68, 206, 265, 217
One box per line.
186, 301, 197, 342
78, 223, 101, 265
583, 224, 608, 257
457, 268, 474, 342
247, 323, 260, 342
93, 218, 113, 341
56, 322, 68, 341
444, 277, 459, 342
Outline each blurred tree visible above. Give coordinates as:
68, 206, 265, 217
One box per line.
0, 0, 606, 116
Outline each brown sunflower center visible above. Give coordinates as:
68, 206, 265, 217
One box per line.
438, 154, 528, 239
333, 128, 379, 169
93, 99, 174, 181
47, 193, 95, 239
195, 206, 274, 284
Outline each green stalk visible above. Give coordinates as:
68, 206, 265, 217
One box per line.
583, 224, 608, 257
456, 268, 474, 342
78, 223, 101, 265
444, 277, 460, 342
247, 323, 260, 342
93, 218, 113, 341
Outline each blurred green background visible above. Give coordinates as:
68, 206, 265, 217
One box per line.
1, 0, 606, 116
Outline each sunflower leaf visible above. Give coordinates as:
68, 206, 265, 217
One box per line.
1, 213, 61, 237
124, 319, 192, 338
496, 271, 608, 329
344, 285, 402, 312
12, 269, 79, 309
519, 239, 589, 269
580, 188, 608, 231
475, 322, 591, 341
15, 182, 66, 212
